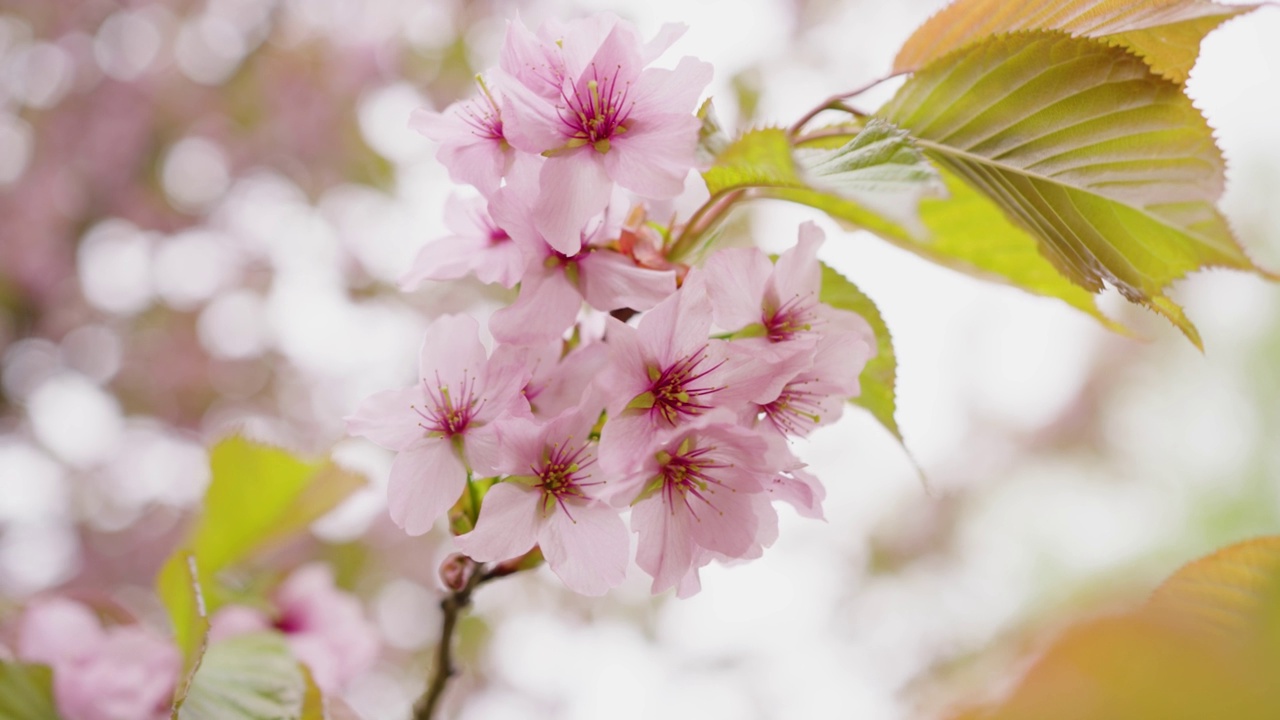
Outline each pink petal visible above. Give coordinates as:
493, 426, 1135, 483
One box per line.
489, 268, 582, 346
207, 605, 271, 643
345, 386, 425, 452
772, 221, 824, 302
453, 482, 540, 562
419, 315, 488, 390
533, 154, 613, 256
578, 250, 676, 312
18, 598, 104, 665
684, 483, 760, 559
636, 269, 713, 364
388, 437, 467, 536
540, 501, 629, 596
627, 56, 714, 122
632, 495, 696, 595
769, 468, 826, 520
704, 247, 773, 332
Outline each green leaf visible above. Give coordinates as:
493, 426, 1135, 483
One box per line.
695, 98, 731, 168
793, 119, 946, 237
158, 436, 365, 661
177, 634, 305, 720
161, 553, 210, 708
879, 31, 1265, 348
0, 662, 60, 720
702, 127, 803, 196
893, 0, 1258, 84
817, 262, 904, 444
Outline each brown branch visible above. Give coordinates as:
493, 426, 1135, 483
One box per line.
412, 563, 487, 720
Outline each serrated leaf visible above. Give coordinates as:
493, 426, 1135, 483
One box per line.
796, 119, 946, 236
702, 127, 804, 196
162, 553, 210, 707
894, 0, 1258, 83
158, 436, 365, 661
0, 662, 60, 720
817, 262, 903, 443
178, 633, 305, 720
879, 31, 1263, 348
696, 98, 731, 168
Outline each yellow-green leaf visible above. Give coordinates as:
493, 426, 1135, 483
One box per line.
162, 552, 210, 705
893, 0, 1258, 83
158, 436, 365, 661
879, 31, 1264, 348
1146, 536, 1280, 638
0, 662, 59, 720
702, 127, 803, 196
818, 262, 903, 443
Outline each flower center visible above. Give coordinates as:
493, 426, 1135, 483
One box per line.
640, 440, 729, 518
630, 345, 723, 427
460, 77, 505, 142
760, 381, 823, 435
557, 65, 632, 152
764, 294, 817, 342
534, 440, 599, 518
415, 372, 482, 438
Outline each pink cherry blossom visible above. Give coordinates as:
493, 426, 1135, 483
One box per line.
622, 412, 784, 595
347, 314, 530, 535
208, 563, 379, 694
400, 195, 525, 290
454, 410, 628, 595
487, 163, 677, 345
18, 598, 179, 720
410, 76, 512, 195
596, 273, 729, 470
497, 15, 712, 252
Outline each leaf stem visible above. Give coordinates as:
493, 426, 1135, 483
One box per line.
788, 72, 906, 138
669, 188, 747, 263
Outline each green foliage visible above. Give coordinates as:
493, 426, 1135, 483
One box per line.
0, 663, 60, 720
794, 119, 945, 236
702, 127, 802, 196
158, 436, 364, 661
817, 263, 903, 444
177, 634, 306, 720
893, 0, 1257, 83
878, 30, 1263, 347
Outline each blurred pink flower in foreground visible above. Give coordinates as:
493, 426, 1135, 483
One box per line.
209, 563, 379, 694
18, 598, 179, 720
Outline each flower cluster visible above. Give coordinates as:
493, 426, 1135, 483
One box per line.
351, 14, 875, 597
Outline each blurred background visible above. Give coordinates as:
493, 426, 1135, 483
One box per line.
0, 0, 1278, 718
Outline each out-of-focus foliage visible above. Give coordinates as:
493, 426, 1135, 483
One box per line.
0, 662, 59, 720
158, 437, 363, 658
950, 537, 1280, 720
177, 633, 305, 720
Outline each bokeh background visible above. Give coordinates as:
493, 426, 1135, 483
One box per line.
1, 0, 1278, 718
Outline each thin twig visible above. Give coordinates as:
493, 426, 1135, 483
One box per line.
412, 564, 488, 720
787, 71, 907, 138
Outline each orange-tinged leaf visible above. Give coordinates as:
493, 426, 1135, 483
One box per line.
949, 536, 1280, 720
894, 0, 1258, 83
879, 31, 1266, 347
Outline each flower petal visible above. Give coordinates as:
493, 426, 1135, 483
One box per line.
540, 501, 629, 596
533, 154, 612, 256
345, 386, 425, 451
388, 437, 467, 536
454, 482, 540, 562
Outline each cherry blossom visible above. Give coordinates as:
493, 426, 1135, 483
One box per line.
455, 409, 628, 595
208, 563, 380, 694
410, 76, 512, 196
400, 195, 525, 290
497, 14, 712, 252
346, 314, 530, 535
18, 598, 179, 720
